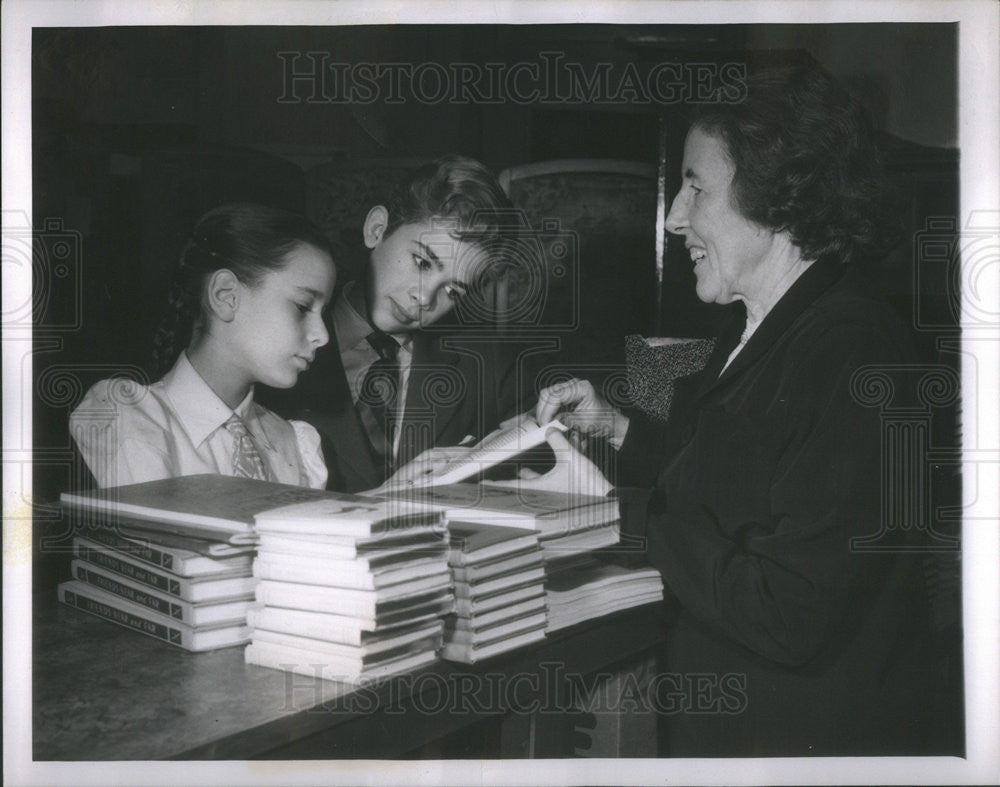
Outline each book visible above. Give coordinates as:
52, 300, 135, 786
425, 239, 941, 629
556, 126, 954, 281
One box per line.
454, 584, 545, 616
75, 531, 252, 577
246, 604, 448, 640
445, 611, 548, 644
440, 625, 547, 664
450, 549, 544, 583
112, 524, 253, 558
545, 559, 664, 632
254, 498, 444, 539
257, 531, 447, 561
250, 625, 442, 662
73, 540, 256, 602
376, 483, 619, 538
401, 419, 568, 488
539, 524, 620, 559
450, 596, 546, 629
244, 641, 437, 684
58, 581, 250, 651
252, 553, 450, 590
71, 561, 253, 627
61, 475, 334, 544
255, 581, 454, 618
447, 521, 542, 566
453, 565, 546, 598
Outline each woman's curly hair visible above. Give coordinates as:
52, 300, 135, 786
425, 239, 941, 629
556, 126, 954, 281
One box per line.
692, 65, 901, 267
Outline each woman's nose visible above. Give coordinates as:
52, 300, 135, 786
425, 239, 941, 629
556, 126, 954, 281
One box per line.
665, 191, 688, 235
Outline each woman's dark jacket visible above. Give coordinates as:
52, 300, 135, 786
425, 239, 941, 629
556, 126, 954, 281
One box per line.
617, 259, 940, 756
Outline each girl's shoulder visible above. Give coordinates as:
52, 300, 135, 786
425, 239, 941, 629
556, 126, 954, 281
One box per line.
69, 376, 170, 432
249, 403, 327, 489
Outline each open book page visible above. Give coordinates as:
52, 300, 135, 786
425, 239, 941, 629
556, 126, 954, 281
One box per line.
412, 419, 568, 488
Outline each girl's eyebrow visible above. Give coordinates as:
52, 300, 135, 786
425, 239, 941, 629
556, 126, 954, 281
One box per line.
293, 286, 326, 300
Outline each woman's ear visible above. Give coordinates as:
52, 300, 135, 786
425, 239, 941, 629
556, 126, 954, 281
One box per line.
205, 269, 241, 322
362, 205, 389, 249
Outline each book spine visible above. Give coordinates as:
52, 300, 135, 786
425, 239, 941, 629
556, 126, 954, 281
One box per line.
79, 529, 177, 571
74, 542, 186, 599
72, 561, 190, 622
59, 584, 187, 648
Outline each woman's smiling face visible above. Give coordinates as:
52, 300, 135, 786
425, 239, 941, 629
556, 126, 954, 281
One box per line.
666, 126, 774, 306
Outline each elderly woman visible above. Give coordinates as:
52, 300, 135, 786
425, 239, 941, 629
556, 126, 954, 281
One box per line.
524, 66, 933, 756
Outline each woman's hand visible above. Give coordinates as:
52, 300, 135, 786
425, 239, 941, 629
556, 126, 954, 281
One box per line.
534, 378, 630, 444
484, 428, 613, 499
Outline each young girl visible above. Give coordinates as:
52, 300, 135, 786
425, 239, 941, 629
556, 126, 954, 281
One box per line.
70, 203, 336, 489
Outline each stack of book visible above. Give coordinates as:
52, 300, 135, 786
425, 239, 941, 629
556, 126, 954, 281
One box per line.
376, 482, 621, 561
56, 475, 343, 652
543, 555, 664, 633
441, 521, 547, 664
57, 527, 256, 651
245, 496, 455, 683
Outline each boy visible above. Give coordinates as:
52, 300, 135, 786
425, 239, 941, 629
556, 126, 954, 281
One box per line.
278, 155, 527, 492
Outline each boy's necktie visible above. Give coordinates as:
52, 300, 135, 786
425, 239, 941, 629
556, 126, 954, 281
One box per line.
223, 415, 269, 481
359, 330, 401, 458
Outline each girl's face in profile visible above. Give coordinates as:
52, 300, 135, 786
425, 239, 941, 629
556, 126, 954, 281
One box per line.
229, 243, 336, 389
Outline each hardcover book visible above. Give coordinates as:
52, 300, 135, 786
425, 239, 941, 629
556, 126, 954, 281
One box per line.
58, 581, 251, 651
75, 532, 252, 578
256, 530, 447, 561
73, 539, 256, 603
71, 561, 254, 627
249, 625, 442, 662
375, 482, 619, 537
452, 565, 546, 598
61, 475, 335, 543
244, 641, 438, 684
255, 581, 454, 619
246, 603, 449, 641
440, 625, 547, 664
252, 552, 450, 591
254, 497, 444, 539
446, 521, 542, 566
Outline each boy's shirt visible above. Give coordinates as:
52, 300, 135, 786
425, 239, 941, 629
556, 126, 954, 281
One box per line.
332, 280, 413, 461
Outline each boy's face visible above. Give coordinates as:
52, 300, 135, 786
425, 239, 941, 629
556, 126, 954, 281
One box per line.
364, 212, 488, 335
